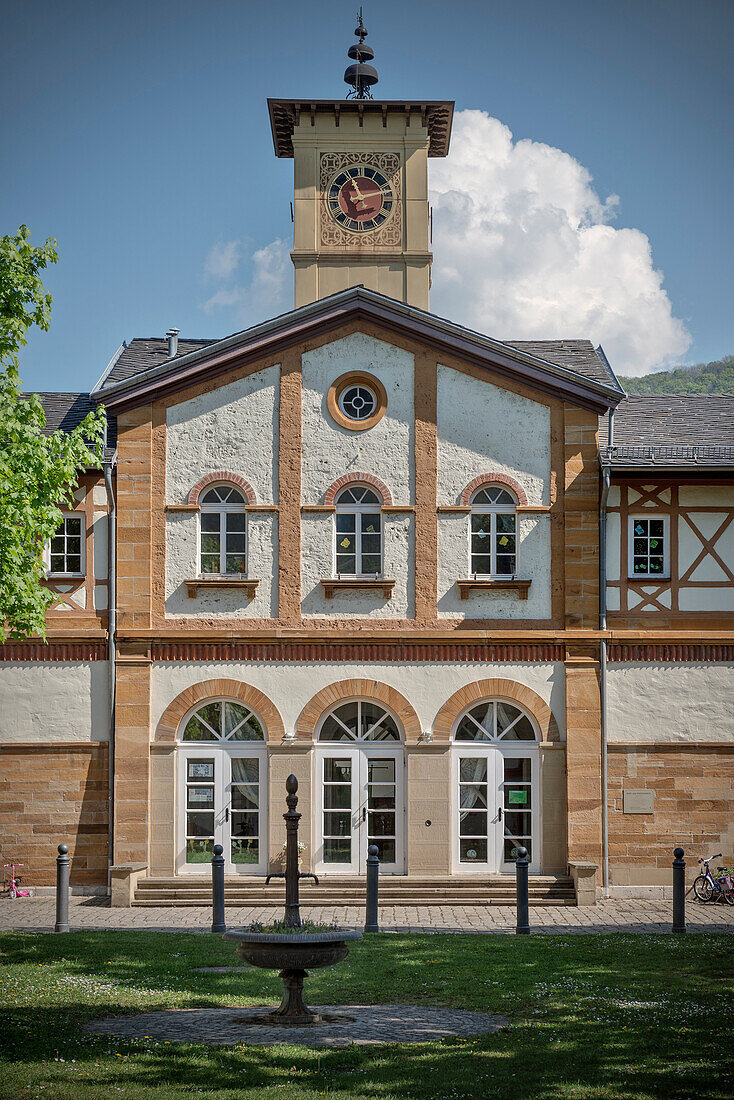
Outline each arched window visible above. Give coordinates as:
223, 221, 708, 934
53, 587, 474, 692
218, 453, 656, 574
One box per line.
470, 485, 517, 577
199, 485, 246, 575
454, 699, 537, 742
181, 699, 265, 742
335, 486, 382, 577
318, 700, 401, 741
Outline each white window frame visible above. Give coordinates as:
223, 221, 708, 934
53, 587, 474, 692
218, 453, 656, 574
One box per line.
468, 486, 518, 578
338, 383, 378, 423
198, 484, 247, 577
628, 514, 670, 580
46, 511, 86, 578
334, 486, 383, 578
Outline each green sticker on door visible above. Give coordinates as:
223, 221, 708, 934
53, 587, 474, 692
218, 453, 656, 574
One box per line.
508, 790, 528, 805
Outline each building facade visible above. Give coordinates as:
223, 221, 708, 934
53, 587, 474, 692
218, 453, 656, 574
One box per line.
1, 90, 732, 904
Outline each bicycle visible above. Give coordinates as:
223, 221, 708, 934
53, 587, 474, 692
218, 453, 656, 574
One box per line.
692, 853, 734, 905
2, 862, 34, 899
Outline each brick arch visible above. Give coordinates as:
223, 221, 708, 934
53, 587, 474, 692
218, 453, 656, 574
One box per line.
432, 679, 559, 743
155, 679, 285, 744
460, 473, 528, 507
295, 679, 421, 744
324, 472, 393, 507
188, 472, 257, 506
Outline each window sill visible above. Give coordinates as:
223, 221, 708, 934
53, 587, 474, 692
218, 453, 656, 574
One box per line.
628, 576, 671, 583
184, 577, 259, 599
320, 578, 395, 600
457, 578, 531, 600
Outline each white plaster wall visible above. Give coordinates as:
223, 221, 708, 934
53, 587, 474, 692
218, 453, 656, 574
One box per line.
301, 513, 412, 618
437, 366, 550, 505
606, 513, 621, 581
92, 513, 108, 580
301, 333, 414, 504
679, 513, 734, 582
679, 588, 734, 612
165, 512, 277, 618
607, 663, 734, 743
152, 662, 565, 740
0, 662, 110, 743
437, 514, 551, 618
679, 486, 734, 507
165, 366, 279, 504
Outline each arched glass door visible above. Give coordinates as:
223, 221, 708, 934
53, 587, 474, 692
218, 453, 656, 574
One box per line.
314, 700, 405, 875
451, 700, 540, 874
176, 699, 268, 874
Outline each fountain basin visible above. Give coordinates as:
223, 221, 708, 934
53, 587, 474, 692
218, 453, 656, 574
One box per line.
224, 929, 362, 971
223, 930, 363, 1025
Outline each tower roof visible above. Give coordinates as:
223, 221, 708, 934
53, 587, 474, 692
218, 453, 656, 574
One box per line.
267, 99, 454, 157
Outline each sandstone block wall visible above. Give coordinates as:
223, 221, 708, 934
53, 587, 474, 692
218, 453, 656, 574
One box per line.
0, 743, 108, 886
607, 745, 734, 885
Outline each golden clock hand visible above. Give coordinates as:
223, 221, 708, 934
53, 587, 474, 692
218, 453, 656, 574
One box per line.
350, 179, 368, 208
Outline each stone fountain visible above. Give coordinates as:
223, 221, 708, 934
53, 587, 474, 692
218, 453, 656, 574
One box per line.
224, 774, 362, 1025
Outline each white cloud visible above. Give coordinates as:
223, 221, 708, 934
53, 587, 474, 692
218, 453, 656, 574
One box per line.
203, 239, 290, 326
204, 240, 242, 281
429, 110, 690, 375
201, 111, 689, 374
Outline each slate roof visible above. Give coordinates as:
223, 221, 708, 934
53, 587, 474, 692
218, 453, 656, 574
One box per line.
103, 338, 214, 388
100, 335, 618, 394
506, 340, 621, 391
600, 394, 734, 468
28, 392, 116, 462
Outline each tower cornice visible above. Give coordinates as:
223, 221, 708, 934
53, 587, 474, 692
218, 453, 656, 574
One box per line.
268, 99, 454, 158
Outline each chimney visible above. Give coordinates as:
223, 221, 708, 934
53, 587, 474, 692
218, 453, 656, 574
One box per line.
166, 328, 180, 358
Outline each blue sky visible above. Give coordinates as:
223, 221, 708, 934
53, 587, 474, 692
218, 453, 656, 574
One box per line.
3, 0, 732, 389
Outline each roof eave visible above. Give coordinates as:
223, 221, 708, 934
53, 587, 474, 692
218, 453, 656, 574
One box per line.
95, 288, 622, 415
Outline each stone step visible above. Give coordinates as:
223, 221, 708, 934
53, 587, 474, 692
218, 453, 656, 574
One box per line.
131, 895, 577, 908
133, 875, 576, 906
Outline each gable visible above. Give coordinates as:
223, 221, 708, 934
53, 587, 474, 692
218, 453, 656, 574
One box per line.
94, 288, 623, 416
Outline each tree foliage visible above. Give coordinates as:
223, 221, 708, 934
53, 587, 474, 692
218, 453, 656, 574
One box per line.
0, 226, 106, 643
623, 355, 734, 394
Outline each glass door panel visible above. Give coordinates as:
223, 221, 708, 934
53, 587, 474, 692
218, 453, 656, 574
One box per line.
179, 749, 267, 874
185, 756, 216, 865
500, 755, 535, 871
320, 752, 359, 872
366, 756, 397, 866
228, 756, 263, 870
458, 756, 490, 865
316, 749, 403, 874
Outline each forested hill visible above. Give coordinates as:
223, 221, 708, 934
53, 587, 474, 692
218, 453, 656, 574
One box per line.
622, 355, 734, 394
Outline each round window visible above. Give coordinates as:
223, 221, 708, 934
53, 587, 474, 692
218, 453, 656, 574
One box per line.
338, 384, 378, 422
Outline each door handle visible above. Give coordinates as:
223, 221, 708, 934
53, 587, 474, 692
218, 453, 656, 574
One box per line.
497, 806, 502, 822
362, 805, 366, 823
225, 807, 229, 823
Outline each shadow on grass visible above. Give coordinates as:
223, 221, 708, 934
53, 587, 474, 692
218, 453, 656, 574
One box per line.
1, 931, 732, 1099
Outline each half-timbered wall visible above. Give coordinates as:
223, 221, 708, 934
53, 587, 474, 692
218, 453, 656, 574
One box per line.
606, 481, 734, 626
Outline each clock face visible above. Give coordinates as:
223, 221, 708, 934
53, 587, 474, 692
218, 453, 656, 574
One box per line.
327, 164, 394, 233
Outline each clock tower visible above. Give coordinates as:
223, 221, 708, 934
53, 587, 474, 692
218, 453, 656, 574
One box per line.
268, 15, 453, 311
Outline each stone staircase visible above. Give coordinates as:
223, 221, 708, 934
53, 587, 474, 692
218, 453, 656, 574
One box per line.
132, 874, 577, 907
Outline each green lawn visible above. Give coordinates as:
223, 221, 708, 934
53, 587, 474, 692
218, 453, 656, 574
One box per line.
1, 930, 732, 1099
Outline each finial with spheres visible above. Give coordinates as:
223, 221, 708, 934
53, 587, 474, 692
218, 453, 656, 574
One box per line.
344, 8, 378, 100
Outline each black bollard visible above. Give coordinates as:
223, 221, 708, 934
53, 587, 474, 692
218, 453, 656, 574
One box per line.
365, 844, 380, 933
672, 847, 686, 934
211, 843, 226, 933
55, 843, 70, 933
515, 845, 530, 935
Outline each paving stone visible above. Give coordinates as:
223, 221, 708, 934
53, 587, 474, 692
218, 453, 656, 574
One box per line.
85, 1003, 508, 1047
1, 897, 732, 934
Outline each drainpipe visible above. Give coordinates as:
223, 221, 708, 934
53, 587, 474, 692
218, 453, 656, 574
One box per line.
103, 456, 117, 871
599, 409, 614, 898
